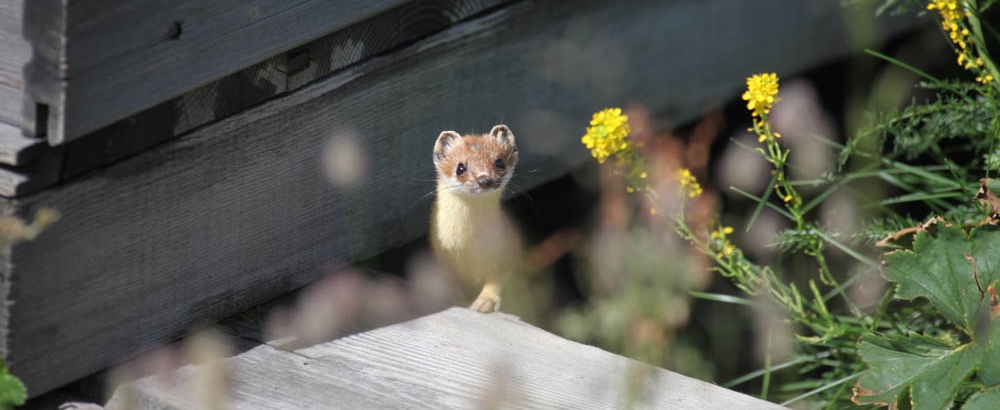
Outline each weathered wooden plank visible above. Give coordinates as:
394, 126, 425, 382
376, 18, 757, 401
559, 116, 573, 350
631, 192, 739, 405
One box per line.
105, 308, 787, 409
21, 0, 64, 138
0, 85, 23, 129
26, 0, 424, 144
7, 0, 916, 397
0, 122, 46, 167
0, 0, 30, 136
58, 0, 513, 181
0, 0, 28, 88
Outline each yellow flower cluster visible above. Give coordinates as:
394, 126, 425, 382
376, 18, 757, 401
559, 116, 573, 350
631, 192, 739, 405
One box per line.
928, 0, 968, 47
742, 73, 782, 143
710, 226, 736, 257
741, 73, 780, 118
927, 0, 994, 84
581, 108, 631, 164
674, 168, 702, 198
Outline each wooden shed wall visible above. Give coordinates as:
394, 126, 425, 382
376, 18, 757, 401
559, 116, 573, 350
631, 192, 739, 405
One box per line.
2, 0, 917, 398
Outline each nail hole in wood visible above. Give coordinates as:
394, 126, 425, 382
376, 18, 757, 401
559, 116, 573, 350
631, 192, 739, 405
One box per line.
167, 21, 183, 40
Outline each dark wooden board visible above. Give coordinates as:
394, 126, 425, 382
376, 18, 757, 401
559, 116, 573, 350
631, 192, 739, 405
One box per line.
57, 0, 512, 182
6, 0, 917, 397
24, 0, 426, 144
105, 308, 788, 409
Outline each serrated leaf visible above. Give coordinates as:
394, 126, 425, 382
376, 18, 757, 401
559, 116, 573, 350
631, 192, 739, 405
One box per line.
854, 333, 982, 409
882, 225, 1000, 334
964, 388, 1000, 410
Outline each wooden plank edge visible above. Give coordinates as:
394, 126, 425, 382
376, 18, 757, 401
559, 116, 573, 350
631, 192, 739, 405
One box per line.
105, 308, 788, 409
0, 121, 46, 167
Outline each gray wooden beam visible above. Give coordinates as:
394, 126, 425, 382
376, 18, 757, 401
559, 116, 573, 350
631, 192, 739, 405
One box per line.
6, 0, 917, 397
104, 308, 787, 409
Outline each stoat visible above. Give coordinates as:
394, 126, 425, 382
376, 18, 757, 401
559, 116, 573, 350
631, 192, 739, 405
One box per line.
430, 124, 521, 313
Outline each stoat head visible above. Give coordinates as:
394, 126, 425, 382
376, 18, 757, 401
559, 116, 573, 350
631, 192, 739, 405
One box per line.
433, 124, 518, 197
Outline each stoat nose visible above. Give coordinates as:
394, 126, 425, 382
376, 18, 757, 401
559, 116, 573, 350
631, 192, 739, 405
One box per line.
477, 176, 495, 189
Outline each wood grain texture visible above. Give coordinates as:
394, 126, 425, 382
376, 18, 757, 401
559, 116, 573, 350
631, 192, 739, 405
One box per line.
0, 85, 23, 128
7, 0, 915, 397
29, 0, 423, 144
0, 0, 30, 138
57, 0, 512, 181
105, 308, 787, 409
0, 0, 28, 88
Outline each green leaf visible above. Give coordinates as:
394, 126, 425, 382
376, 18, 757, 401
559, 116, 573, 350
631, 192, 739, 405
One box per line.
965, 388, 1000, 410
858, 225, 1000, 408
854, 333, 982, 409
882, 225, 1000, 334
0, 373, 25, 408
982, 316, 1000, 387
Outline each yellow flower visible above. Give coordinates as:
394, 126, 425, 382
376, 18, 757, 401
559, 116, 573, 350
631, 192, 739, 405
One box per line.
674, 168, 702, 198
927, 0, 985, 77
711, 226, 734, 239
581, 108, 631, 163
741, 73, 780, 117
716, 245, 736, 258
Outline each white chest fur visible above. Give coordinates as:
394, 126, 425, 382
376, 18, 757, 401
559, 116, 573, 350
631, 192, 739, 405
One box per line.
430, 186, 520, 281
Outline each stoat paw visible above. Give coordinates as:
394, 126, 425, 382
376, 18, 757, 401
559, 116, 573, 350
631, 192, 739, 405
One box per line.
469, 295, 501, 313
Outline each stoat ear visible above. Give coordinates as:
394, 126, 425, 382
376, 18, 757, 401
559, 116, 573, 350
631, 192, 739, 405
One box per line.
490, 124, 515, 145
434, 130, 462, 164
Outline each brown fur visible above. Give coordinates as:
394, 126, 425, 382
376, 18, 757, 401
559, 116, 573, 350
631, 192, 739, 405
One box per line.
433, 125, 518, 196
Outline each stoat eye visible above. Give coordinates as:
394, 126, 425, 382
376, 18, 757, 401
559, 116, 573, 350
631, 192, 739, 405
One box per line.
494, 158, 505, 170
456, 163, 467, 176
